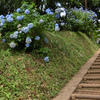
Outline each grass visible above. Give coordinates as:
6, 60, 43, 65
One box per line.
0, 30, 99, 100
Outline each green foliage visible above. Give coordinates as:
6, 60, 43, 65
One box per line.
38, 47, 51, 57
1, 2, 56, 52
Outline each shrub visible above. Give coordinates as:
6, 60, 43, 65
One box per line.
54, 6, 98, 37
0, 2, 55, 52
66, 7, 98, 34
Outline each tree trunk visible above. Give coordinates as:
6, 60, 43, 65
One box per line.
84, 0, 87, 9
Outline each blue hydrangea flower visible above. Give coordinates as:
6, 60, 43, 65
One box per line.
55, 23, 59, 27
55, 26, 60, 31
1, 19, 5, 23
27, 23, 33, 29
16, 8, 20, 12
7, 17, 13, 22
17, 16, 21, 21
21, 15, 24, 19
6, 14, 13, 18
0, 23, 3, 28
35, 36, 40, 40
14, 31, 18, 35
26, 37, 32, 44
10, 14, 13, 17
40, 19, 44, 23
21, 27, 29, 33
44, 56, 49, 62
55, 14, 60, 19
25, 9, 30, 14
21, 27, 25, 31
46, 8, 51, 13
55, 8, 61, 14
6, 14, 10, 19
13, 31, 18, 38
19, 31, 22, 34
49, 12, 53, 15
44, 38, 49, 43
25, 43, 30, 47
46, 8, 53, 15
2, 39, 6, 42
10, 34, 14, 38
0, 15, 4, 19
9, 42, 16, 48
61, 22, 65, 26
47, 11, 53, 15
10, 31, 18, 39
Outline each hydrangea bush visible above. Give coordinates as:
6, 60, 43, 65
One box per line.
66, 7, 98, 34
54, 6, 98, 36
0, 2, 55, 52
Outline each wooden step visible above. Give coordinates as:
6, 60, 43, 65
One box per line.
71, 94, 100, 99
83, 76, 100, 80
93, 62, 100, 65
78, 84, 100, 88
85, 74, 100, 76
87, 70, 100, 74
91, 66, 100, 69
95, 59, 100, 62
76, 89, 100, 93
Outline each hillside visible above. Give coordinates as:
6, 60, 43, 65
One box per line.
0, 30, 99, 100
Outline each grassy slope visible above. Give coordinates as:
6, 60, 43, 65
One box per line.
0, 31, 99, 100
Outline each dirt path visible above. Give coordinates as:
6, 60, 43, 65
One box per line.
52, 48, 100, 100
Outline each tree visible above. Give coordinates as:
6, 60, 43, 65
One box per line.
84, 0, 87, 9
